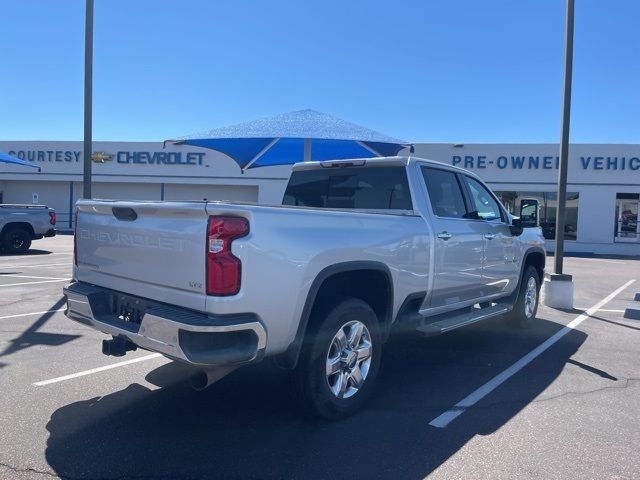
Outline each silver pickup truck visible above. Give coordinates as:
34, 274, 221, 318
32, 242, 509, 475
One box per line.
0, 204, 57, 254
64, 156, 545, 418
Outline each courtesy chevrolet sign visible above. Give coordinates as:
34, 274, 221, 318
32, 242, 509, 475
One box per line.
4, 149, 205, 167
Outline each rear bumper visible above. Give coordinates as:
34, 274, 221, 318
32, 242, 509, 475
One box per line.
33, 229, 56, 240
63, 282, 266, 367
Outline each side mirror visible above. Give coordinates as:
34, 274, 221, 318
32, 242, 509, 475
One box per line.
510, 217, 524, 236
519, 199, 539, 228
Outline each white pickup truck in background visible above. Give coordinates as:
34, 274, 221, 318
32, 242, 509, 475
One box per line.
0, 204, 57, 254
64, 156, 545, 419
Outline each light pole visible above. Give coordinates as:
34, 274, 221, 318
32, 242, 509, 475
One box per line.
83, 0, 94, 199
544, 0, 575, 309
554, 0, 574, 275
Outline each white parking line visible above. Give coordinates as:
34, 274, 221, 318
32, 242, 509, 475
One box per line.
0, 278, 71, 287
569, 259, 627, 265
33, 353, 163, 386
576, 308, 626, 313
0, 262, 70, 269
0, 274, 69, 280
0, 309, 66, 320
428, 279, 636, 429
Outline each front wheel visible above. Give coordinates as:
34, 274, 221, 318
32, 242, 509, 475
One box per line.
507, 265, 540, 329
296, 298, 381, 420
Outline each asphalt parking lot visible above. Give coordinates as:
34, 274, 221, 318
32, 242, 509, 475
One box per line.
0, 235, 638, 479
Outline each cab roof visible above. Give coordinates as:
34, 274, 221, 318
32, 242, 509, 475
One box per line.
290, 156, 474, 176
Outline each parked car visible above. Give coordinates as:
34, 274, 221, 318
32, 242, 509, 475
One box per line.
620, 209, 638, 234
0, 204, 56, 254
64, 156, 546, 419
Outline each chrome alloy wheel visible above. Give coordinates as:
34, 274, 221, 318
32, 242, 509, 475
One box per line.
325, 320, 373, 399
524, 276, 537, 318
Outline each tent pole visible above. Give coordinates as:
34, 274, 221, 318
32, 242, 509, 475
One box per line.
304, 138, 312, 162
242, 138, 281, 172
357, 141, 381, 157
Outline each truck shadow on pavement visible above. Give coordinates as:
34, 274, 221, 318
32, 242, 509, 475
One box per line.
45, 316, 590, 480
0, 298, 78, 364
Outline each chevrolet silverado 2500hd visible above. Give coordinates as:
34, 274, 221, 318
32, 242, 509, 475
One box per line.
64, 157, 545, 419
0, 204, 56, 254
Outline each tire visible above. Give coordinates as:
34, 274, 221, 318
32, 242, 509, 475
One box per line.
296, 298, 382, 420
507, 265, 540, 329
2, 228, 32, 254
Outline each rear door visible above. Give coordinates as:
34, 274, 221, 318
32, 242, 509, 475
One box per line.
419, 166, 484, 308
75, 200, 209, 311
461, 175, 518, 296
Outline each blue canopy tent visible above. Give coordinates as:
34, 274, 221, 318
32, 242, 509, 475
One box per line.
0, 151, 40, 172
165, 110, 410, 172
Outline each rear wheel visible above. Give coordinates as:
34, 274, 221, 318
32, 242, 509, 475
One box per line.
296, 298, 381, 420
2, 228, 32, 254
507, 265, 540, 329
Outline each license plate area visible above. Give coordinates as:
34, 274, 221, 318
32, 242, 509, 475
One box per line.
108, 294, 146, 326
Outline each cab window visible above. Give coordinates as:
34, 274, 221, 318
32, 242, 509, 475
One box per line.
464, 176, 503, 222
421, 167, 468, 218
283, 167, 413, 210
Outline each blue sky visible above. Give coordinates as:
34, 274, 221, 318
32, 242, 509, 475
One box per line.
1, 0, 638, 143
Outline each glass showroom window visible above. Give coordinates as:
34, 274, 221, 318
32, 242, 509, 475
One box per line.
614, 193, 639, 243
494, 191, 579, 241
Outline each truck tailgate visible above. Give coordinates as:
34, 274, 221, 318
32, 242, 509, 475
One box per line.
75, 200, 208, 311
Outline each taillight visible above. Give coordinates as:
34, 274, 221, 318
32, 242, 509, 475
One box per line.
49, 211, 56, 225
73, 209, 78, 266
206, 216, 249, 296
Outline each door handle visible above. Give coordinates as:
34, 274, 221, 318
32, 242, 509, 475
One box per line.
484, 233, 496, 240
437, 232, 453, 240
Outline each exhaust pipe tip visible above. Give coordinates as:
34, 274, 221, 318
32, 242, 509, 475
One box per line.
189, 366, 238, 391
189, 370, 210, 391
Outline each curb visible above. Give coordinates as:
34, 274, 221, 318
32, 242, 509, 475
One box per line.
624, 293, 640, 320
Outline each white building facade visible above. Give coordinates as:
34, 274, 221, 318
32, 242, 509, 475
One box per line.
1, 140, 638, 256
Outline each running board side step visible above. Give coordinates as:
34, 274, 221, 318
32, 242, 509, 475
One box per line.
416, 304, 512, 337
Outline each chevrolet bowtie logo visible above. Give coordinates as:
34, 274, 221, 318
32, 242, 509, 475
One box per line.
91, 152, 114, 163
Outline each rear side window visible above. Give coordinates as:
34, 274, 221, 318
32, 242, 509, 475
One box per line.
421, 167, 468, 218
283, 167, 413, 210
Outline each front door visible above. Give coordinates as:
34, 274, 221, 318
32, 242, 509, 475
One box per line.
420, 166, 484, 308
462, 175, 519, 296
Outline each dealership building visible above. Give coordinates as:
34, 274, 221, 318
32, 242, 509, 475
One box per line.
0, 140, 638, 256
